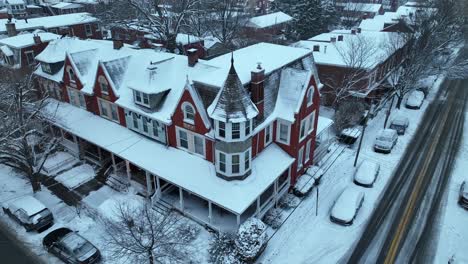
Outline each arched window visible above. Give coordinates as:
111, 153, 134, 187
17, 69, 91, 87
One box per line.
307, 87, 314, 106
67, 66, 75, 82
182, 102, 195, 124
98, 76, 109, 95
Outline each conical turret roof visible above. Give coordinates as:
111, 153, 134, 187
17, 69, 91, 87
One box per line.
208, 56, 259, 122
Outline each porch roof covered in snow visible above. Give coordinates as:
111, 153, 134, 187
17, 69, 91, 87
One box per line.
44, 99, 294, 215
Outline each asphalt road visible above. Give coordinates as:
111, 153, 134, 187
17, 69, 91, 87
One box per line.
0, 221, 44, 264
345, 71, 468, 262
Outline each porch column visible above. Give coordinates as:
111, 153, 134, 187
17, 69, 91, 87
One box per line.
256, 197, 261, 216
145, 171, 153, 198
274, 179, 279, 207
111, 153, 117, 174
155, 175, 161, 199
236, 214, 241, 228
125, 160, 131, 182
208, 201, 213, 224
179, 187, 184, 211
97, 147, 102, 161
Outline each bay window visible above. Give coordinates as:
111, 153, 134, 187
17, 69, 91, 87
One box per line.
216, 120, 253, 141
264, 123, 273, 146
218, 121, 226, 138
215, 148, 252, 177
232, 123, 240, 139
232, 154, 240, 174
219, 153, 226, 172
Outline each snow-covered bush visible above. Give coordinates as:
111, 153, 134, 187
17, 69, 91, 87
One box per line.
262, 208, 283, 229
209, 232, 242, 264
234, 218, 268, 262
278, 193, 301, 209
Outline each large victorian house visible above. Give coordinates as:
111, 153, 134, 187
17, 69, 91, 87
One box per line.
34, 38, 322, 231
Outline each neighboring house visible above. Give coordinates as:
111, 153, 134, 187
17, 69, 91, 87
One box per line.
243, 11, 293, 43
26, 4, 45, 17
0, 8, 7, 19
314, 116, 334, 164
359, 11, 413, 32
337, 2, 384, 26
0, 12, 102, 39
51, 2, 85, 15
34, 38, 322, 231
293, 29, 406, 106
6, 0, 26, 18
0, 31, 59, 71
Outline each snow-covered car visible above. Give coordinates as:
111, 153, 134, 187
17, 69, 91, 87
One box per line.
353, 160, 380, 188
2, 196, 54, 232
458, 180, 468, 210
330, 187, 365, 226
339, 126, 362, 145
43, 228, 101, 264
405, 90, 425, 109
390, 115, 409, 135
374, 129, 398, 154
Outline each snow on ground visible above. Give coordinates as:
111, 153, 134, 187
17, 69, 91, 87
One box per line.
434, 101, 468, 263
42, 151, 79, 175
259, 76, 444, 264
54, 164, 95, 189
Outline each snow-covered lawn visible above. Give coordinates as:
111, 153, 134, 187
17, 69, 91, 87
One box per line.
259, 76, 445, 263
434, 103, 468, 263
54, 164, 95, 189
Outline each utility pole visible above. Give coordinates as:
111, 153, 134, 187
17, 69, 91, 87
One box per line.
384, 94, 395, 128
315, 186, 319, 216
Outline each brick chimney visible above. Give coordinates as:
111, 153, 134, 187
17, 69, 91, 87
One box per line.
33, 34, 41, 45
187, 48, 198, 67
5, 22, 17, 37
313, 45, 320, 52
250, 63, 265, 120
357, 28, 362, 33
338, 35, 344, 41
351, 29, 356, 35
113, 38, 123, 50
330, 37, 337, 43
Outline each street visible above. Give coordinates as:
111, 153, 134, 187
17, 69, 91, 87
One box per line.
0, 221, 44, 264
346, 74, 468, 262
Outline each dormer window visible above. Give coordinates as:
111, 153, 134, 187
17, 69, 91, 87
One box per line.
99, 76, 109, 95
67, 66, 75, 83
182, 102, 195, 125
134, 90, 150, 107
41, 63, 51, 74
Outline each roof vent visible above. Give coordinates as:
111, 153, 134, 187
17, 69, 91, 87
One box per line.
147, 61, 158, 71
313, 45, 320, 52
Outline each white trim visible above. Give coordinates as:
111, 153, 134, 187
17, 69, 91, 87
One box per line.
176, 126, 205, 158
276, 120, 291, 145
215, 120, 252, 142
133, 90, 151, 108
264, 123, 273, 146
182, 102, 196, 125
98, 75, 109, 95
67, 86, 86, 109
297, 146, 304, 171
305, 139, 311, 162
97, 98, 119, 123
66, 65, 75, 83
215, 148, 252, 177
306, 86, 314, 107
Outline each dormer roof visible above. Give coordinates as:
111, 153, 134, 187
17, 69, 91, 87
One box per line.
208, 56, 258, 123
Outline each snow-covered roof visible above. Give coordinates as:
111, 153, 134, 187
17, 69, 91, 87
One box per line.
342, 3, 382, 13
9, 196, 46, 216
44, 100, 294, 214
6, 0, 24, 5
52, 2, 83, 9
293, 29, 405, 69
0, 13, 98, 34
194, 43, 311, 87
0, 44, 13, 56
275, 68, 312, 122
208, 58, 259, 122
0, 32, 59, 48
246, 11, 293, 29
317, 116, 333, 135
176, 33, 201, 45
359, 12, 399, 31
203, 36, 220, 49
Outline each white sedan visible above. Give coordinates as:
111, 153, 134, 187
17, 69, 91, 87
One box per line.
406, 90, 425, 109
330, 187, 365, 226
354, 160, 380, 188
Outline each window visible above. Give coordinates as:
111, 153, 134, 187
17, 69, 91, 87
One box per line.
67, 87, 86, 109
307, 87, 314, 106
277, 121, 290, 145
176, 127, 205, 157
98, 98, 119, 122
244, 150, 250, 170
182, 102, 195, 124
41, 63, 51, 74
232, 154, 240, 174
305, 140, 311, 162
219, 153, 226, 172
152, 120, 159, 137
142, 117, 148, 133
245, 120, 251, 136
99, 77, 109, 95
297, 147, 304, 171
85, 24, 92, 36
232, 123, 240, 139
132, 112, 139, 129
67, 66, 75, 82
265, 123, 273, 146
25, 51, 35, 65
218, 121, 225, 138
299, 119, 307, 140
308, 111, 315, 133
134, 90, 150, 107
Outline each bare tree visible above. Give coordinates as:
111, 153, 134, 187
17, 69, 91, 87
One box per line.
102, 202, 197, 264
0, 69, 59, 192
96, 0, 200, 53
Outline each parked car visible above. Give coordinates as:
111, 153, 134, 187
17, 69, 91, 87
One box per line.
374, 129, 398, 154
390, 115, 409, 135
339, 126, 362, 145
330, 187, 365, 226
2, 196, 54, 232
353, 160, 380, 188
458, 179, 468, 210
416, 86, 429, 98
43, 228, 101, 264
406, 90, 425, 109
